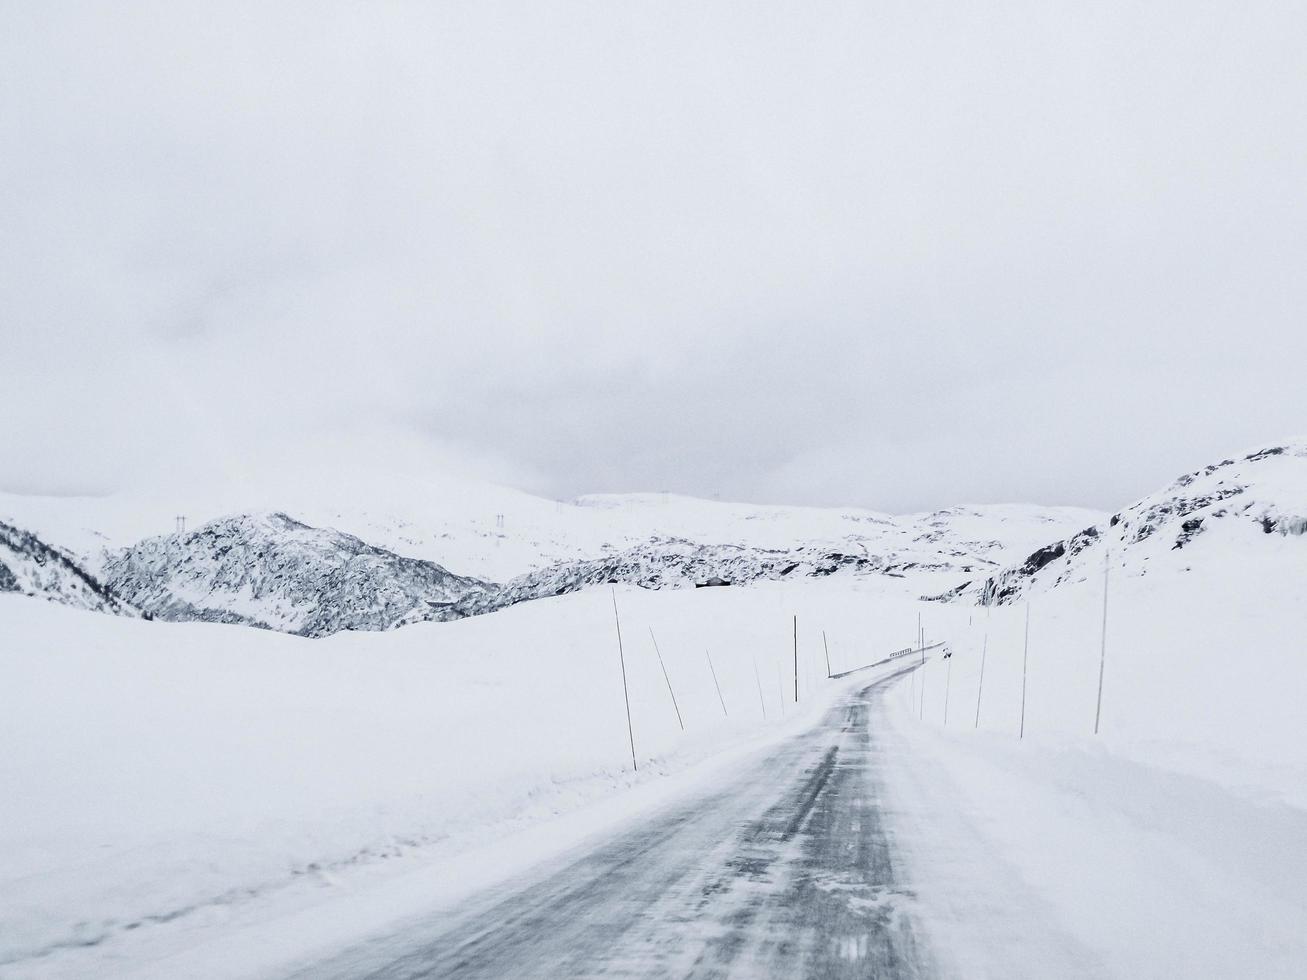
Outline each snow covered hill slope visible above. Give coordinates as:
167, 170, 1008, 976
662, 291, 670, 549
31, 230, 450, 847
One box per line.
0, 581, 926, 977
0, 520, 136, 616
939, 442, 1307, 605
455, 533, 985, 619
0, 465, 1100, 637
100, 512, 491, 637
0, 463, 1100, 585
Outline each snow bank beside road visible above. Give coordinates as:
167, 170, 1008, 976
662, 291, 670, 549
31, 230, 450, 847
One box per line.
884, 702, 1307, 979
884, 538, 1307, 978
0, 580, 921, 977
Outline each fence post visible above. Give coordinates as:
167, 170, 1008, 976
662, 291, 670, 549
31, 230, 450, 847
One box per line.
611, 589, 637, 771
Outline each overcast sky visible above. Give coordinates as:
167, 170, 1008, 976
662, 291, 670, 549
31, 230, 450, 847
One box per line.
2, 1, 1304, 512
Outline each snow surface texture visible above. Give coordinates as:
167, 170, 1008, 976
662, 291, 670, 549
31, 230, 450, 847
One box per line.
879, 527, 1307, 977
0, 581, 927, 976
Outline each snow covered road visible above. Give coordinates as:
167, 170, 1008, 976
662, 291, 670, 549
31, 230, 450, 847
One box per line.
288, 665, 933, 979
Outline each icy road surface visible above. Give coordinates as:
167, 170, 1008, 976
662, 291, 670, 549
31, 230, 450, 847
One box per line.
289, 664, 932, 979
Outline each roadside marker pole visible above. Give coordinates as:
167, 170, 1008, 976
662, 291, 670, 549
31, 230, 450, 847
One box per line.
823, 631, 832, 678
1094, 549, 1110, 735
974, 632, 988, 729
648, 629, 684, 731
918, 658, 926, 720
943, 651, 952, 726
793, 615, 799, 703
777, 663, 786, 717
706, 650, 728, 717
752, 654, 767, 720
1019, 602, 1031, 740
611, 589, 638, 772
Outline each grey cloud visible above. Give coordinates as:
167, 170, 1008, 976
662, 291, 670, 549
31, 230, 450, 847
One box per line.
2, 1, 1304, 510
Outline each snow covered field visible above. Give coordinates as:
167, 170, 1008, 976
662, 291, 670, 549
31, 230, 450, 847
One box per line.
1, 578, 931, 977
4, 451, 1306, 978
883, 519, 1307, 978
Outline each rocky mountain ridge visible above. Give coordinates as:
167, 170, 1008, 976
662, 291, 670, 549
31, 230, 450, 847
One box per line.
939, 442, 1307, 606
100, 512, 492, 637
452, 533, 987, 618
0, 520, 137, 616
2, 489, 1104, 637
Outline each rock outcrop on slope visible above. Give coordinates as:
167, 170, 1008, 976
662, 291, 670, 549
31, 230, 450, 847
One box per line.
0, 520, 137, 615
101, 512, 493, 637
452, 535, 982, 618
946, 443, 1307, 606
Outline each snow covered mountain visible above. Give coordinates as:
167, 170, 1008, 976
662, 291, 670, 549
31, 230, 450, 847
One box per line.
948, 442, 1307, 605
0, 519, 136, 616
101, 512, 491, 637
455, 530, 1012, 618
1, 470, 1100, 636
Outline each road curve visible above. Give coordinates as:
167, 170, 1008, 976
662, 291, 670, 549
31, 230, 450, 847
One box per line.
289, 664, 933, 979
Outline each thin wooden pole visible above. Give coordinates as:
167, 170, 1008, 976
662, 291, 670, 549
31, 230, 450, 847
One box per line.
944, 653, 952, 726
753, 654, 767, 719
1019, 602, 1031, 739
1094, 549, 1110, 735
706, 650, 728, 717
611, 589, 637, 771
823, 631, 832, 678
974, 632, 988, 729
649, 628, 684, 731
793, 615, 799, 703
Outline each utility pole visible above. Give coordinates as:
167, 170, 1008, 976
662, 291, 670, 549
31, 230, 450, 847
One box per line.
1019, 602, 1031, 739
1094, 549, 1111, 735
611, 590, 637, 771
648, 629, 684, 731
